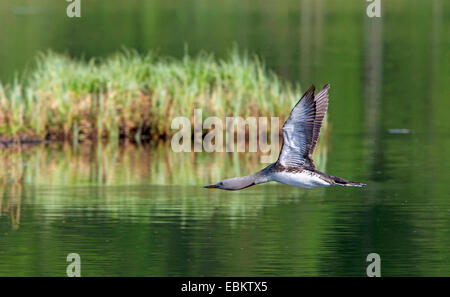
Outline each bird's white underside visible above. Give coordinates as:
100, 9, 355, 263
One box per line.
272, 171, 331, 189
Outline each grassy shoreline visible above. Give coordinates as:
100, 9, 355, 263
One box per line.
0, 49, 301, 143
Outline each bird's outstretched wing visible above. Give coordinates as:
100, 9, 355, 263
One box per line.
277, 84, 330, 169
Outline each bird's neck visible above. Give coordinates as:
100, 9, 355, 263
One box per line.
227, 175, 257, 190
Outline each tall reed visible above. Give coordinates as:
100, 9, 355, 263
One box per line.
0, 48, 301, 141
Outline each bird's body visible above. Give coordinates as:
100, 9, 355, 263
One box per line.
205, 84, 366, 191
272, 168, 331, 189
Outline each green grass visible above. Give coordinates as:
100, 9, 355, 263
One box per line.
0, 48, 301, 142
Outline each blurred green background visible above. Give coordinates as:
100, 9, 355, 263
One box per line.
0, 0, 449, 276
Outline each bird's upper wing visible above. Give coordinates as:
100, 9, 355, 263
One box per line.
277, 84, 330, 169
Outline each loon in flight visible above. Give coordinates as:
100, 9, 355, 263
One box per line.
204, 84, 366, 190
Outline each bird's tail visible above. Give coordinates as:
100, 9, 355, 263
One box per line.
332, 176, 366, 187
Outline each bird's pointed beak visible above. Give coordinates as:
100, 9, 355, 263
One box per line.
204, 184, 219, 189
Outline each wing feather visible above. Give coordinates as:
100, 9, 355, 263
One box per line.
310, 84, 330, 154
277, 84, 330, 169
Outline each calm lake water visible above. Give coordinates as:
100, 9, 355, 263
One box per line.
0, 0, 449, 276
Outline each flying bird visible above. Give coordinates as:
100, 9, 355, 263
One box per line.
204, 84, 366, 190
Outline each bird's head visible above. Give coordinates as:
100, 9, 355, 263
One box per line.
204, 177, 255, 191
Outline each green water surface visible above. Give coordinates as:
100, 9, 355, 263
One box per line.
0, 0, 449, 276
